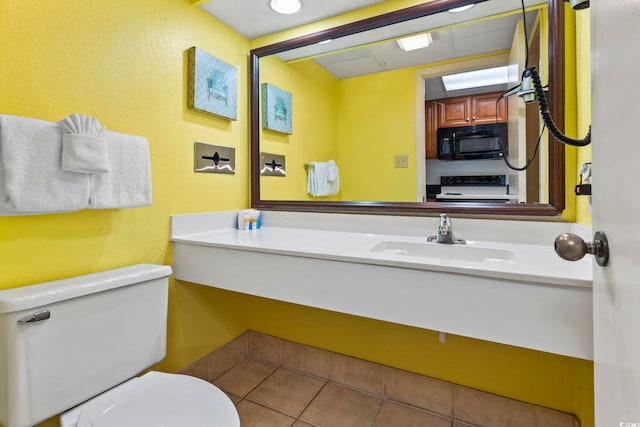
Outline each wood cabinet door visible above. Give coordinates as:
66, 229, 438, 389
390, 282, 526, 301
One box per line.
437, 97, 470, 127
437, 92, 508, 127
425, 101, 438, 159
471, 92, 508, 124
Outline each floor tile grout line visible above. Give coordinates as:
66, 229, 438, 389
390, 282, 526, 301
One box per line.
241, 363, 280, 399
369, 397, 386, 427
234, 395, 298, 424
247, 354, 331, 384
383, 396, 456, 421
237, 365, 330, 423
212, 359, 280, 405
209, 353, 252, 384
293, 377, 330, 426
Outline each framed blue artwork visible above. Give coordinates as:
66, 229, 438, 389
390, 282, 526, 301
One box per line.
187, 46, 238, 120
262, 83, 292, 134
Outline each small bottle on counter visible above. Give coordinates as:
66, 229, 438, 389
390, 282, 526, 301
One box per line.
237, 209, 261, 230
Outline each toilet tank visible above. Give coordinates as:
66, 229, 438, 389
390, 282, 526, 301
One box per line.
0, 263, 172, 427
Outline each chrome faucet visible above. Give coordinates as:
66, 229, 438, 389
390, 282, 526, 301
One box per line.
427, 214, 466, 244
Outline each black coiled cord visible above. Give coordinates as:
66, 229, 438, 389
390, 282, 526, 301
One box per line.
529, 66, 592, 146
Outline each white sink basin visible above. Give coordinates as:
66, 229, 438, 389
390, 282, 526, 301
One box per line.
371, 241, 516, 263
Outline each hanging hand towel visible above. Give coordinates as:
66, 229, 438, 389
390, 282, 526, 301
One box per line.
0, 114, 90, 215
58, 113, 109, 173
307, 160, 340, 197
88, 130, 152, 209
327, 160, 339, 182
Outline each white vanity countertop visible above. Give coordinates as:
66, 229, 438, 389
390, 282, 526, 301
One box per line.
171, 211, 592, 288
171, 211, 594, 360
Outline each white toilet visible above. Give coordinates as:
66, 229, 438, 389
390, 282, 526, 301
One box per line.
0, 264, 240, 427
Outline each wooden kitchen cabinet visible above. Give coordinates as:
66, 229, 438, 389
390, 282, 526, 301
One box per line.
437, 91, 507, 127
424, 100, 438, 159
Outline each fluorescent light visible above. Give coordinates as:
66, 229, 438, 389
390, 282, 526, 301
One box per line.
448, 4, 475, 13
318, 39, 333, 45
441, 66, 510, 91
397, 33, 433, 52
269, 0, 301, 14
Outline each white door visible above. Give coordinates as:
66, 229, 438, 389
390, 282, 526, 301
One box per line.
591, 0, 640, 423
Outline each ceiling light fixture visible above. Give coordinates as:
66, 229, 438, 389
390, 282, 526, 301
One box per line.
441, 66, 509, 91
318, 39, 333, 45
397, 33, 433, 52
269, 0, 302, 15
448, 4, 475, 13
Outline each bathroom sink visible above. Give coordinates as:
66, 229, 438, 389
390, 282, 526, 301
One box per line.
371, 241, 516, 263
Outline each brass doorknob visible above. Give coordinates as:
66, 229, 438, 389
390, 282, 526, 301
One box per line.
554, 231, 609, 266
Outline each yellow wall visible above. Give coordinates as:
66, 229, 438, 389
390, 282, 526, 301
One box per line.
0, 1, 594, 427
259, 57, 341, 200
563, 6, 593, 225
259, 57, 418, 202
337, 68, 418, 202
0, 1, 251, 424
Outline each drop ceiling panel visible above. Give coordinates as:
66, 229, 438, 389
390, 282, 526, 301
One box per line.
318, 56, 386, 79
314, 49, 372, 66
453, 30, 514, 57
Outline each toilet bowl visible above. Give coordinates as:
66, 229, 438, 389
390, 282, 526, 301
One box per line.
60, 371, 239, 427
0, 264, 240, 427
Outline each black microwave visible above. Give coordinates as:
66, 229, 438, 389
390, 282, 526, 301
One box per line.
437, 123, 507, 161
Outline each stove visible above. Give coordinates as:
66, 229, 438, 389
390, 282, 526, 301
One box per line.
435, 175, 518, 202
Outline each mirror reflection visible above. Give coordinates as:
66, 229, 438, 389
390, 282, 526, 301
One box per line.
252, 0, 564, 215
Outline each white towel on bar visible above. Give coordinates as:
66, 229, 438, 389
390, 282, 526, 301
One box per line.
0, 114, 90, 215
307, 160, 340, 197
88, 130, 152, 209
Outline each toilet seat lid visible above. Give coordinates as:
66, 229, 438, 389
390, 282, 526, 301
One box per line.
75, 371, 239, 427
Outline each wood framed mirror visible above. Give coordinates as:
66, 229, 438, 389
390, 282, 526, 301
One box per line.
250, 0, 565, 216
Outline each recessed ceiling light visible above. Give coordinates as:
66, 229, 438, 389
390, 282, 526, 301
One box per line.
448, 4, 475, 13
270, 0, 302, 15
442, 66, 509, 91
397, 33, 433, 52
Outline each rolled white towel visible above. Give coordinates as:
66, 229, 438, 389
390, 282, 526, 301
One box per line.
58, 113, 109, 173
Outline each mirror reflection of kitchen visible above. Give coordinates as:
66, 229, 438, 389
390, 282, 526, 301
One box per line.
425, 7, 545, 205
258, 1, 549, 205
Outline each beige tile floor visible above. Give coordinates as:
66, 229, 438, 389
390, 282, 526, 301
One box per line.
182, 331, 580, 427
213, 358, 452, 427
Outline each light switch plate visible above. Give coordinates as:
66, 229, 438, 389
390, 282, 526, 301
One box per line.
194, 142, 236, 174
394, 154, 409, 168
260, 152, 286, 176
